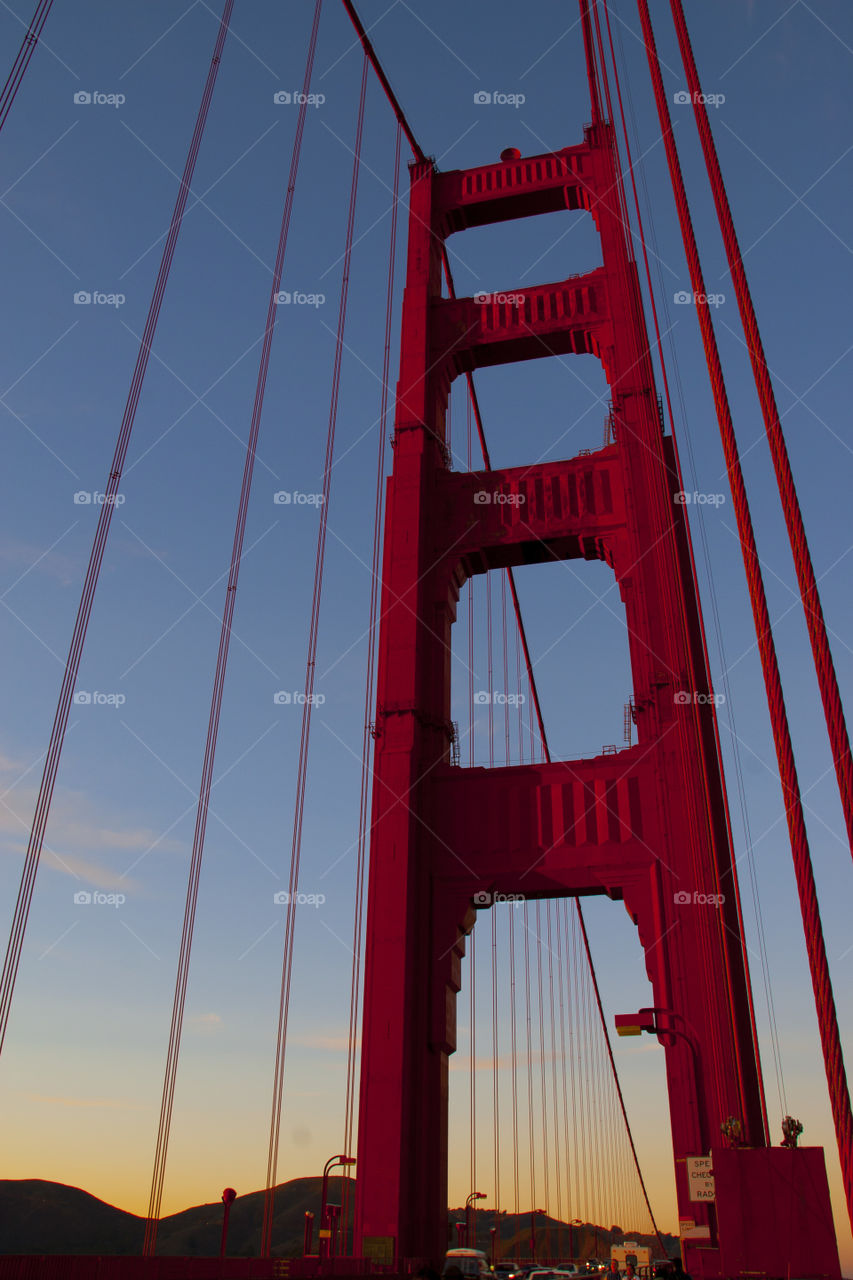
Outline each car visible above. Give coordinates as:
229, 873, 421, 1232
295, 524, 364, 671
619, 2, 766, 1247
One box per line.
442, 1249, 492, 1280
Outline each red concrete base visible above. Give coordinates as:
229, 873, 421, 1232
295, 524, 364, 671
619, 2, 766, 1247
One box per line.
686, 1146, 840, 1279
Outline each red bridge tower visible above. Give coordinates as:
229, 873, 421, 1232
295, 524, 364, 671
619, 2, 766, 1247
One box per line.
353, 119, 840, 1278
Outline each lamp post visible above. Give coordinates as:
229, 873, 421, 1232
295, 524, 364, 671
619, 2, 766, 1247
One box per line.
530, 1208, 545, 1262
466, 1191, 486, 1247
303, 1211, 315, 1256
568, 1219, 582, 1264
320, 1154, 356, 1259
219, 1187, 236, 1264
327, 1204, 342, 1257
615, 1006, 707, 1149
490, 1225, 497, 1268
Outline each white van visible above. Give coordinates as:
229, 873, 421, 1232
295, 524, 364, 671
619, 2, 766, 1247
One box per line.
442, 1249, 492, 1279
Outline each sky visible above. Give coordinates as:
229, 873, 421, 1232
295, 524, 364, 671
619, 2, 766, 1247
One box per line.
0, 0, 852, 1266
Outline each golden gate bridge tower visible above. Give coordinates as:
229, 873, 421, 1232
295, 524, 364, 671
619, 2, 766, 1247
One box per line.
0, 0, 850, 1276
352, 5, 845, 1277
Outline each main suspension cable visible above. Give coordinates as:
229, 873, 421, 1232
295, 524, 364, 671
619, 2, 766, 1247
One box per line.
0, 0, 54, 135
0, 0, 236, 1066
638, 0, 853, 1229
668, 0, 853, 861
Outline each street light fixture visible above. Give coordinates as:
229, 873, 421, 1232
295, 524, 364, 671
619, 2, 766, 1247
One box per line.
320, 1154, 356, 1259
219, 1188, 236, 1267
466, 1191, 486, 1247
568, 1218, 582, 1264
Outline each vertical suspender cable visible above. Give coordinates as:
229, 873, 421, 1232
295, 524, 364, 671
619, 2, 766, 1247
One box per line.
523, 904, 537, 1241
0, 0, 54, 134
535, 901, 550, 1216
0, 0, 235, 1064
667, 0, 853, 860
546, 904, 562, 1231
341, 119, 402, 1255
636, 0, 853, 1230
576, 905, 669, 1259
508, 909, 521, 1259
261, 49, 369, 1257
143, 0, 324, 1255
470, 929, 477, 1229
491, 907, 501, 1247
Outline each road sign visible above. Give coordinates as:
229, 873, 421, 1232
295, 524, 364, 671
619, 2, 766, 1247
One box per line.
686, 1154, 716, 1201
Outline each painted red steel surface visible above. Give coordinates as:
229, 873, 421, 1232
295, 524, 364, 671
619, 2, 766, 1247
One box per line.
353, 131, 840, 1275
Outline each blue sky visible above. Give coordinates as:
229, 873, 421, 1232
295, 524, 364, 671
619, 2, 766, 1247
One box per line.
0, 0, 851, 1264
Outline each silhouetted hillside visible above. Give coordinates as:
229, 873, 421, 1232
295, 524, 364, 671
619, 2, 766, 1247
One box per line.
0, 1180, 676, 1260
0, 1175, 352, 1257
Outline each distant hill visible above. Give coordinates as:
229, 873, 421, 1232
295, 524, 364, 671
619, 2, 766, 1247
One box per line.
0, 1175, 350, 1257
0, 1179, 677, 1260
449, 1206, 676, 1264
